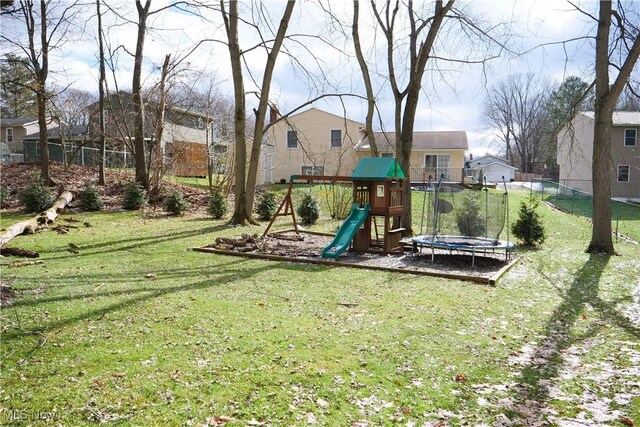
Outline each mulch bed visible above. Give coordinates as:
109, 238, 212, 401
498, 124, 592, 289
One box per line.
199, 231, 517, 284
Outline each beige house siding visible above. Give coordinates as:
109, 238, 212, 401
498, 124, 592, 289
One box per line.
264, 108, 362, 183
558, 113, 594, 193
611, 126, 640, 198
1, 118, 58, 153
558, 112, 640, 199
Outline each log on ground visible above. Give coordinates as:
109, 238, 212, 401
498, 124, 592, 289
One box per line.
0, 191, 74, 248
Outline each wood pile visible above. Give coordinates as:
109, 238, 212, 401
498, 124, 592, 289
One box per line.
205, 232, 323, 258
208, 234, 260, 252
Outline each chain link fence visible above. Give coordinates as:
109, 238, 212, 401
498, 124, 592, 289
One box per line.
530, 180, 640, 242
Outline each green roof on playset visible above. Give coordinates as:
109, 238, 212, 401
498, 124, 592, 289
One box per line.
351, 157, 406, 180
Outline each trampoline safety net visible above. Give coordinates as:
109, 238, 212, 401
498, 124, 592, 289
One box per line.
418, 183, 508, 244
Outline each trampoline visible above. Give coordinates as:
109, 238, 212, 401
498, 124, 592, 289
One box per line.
412, 175, 514, 267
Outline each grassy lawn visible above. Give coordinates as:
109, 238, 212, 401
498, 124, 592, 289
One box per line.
1, 190, 639, 425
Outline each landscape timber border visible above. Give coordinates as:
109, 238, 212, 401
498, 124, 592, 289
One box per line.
194, 230, 520, 286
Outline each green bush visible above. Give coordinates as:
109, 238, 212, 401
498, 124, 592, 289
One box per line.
19, 181, 53, 213
455, 192, 484, 237
0, 186, 7, 209
78, 185, 103, 211
511, 197, 546, 246
164, 191, 188, 215
208, 189, 227, 219
122, 182, 146, 210
256, 191, 277, 221
297, 192, 320, 225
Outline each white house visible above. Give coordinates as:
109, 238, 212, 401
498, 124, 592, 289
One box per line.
465, 155, 517, 183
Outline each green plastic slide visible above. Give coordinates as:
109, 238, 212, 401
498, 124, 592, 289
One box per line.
321, 203, 371, 260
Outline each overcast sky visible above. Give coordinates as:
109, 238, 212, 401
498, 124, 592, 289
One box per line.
1, 0, 613, 157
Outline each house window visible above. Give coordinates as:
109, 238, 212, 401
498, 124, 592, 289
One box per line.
617, 165, 629, 182
330, 129, 342, 148
301, 165, 324, 176
103, 109, 109, 124
624, 129, 637, 146
6, 127, 13, 143
197, 117, 204, 129
425, 154, 450, 179
287, 130, 298, 148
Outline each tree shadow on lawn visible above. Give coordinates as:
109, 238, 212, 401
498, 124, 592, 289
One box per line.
42, 223, 230, 261
504, 253, 640, 422
2, 259, 330, 343
10, 258, 249, 297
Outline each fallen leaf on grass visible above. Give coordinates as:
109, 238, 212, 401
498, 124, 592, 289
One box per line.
112, 372, 126, 378
582, 313, 588, 320
205, 415, 238, 425
145, 273, 157, 280
621, 417, 635, 426
455, 374, 467, 382
91, 379, 106, 389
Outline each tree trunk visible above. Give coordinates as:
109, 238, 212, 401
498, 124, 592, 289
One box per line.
223, 0, 295, 225
222, 0, 249, 225
352, 0, 378, 157
587, 0, 640, 254
97, 0, 107, 185
0, 191, 73, 248
589, 0, 615, 254
133, 0, 151, 189
150, 54, 171, 200
244, 0, 295, 223
30, 0, 51, 185
37, 90, 51, 185
588, 105, 614, 253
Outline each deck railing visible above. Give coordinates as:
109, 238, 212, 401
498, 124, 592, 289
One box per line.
409, 167, 465, 184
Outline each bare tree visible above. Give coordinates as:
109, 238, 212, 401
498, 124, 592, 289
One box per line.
1, 0, 82, 185
96, 0, 107, 184
132, 0, 152, 188
368, 0, 511, 232
484, 73, 554, 173
352, 0, 378, 157
370, 0, 467, 233
221, 0, 296, 225
588, 0, 640, 254
149, 54, 171, 199
51, 87, 96, 169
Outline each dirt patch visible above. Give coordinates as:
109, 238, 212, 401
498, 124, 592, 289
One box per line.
203, 231, 515, 280
1, 281, 15, 307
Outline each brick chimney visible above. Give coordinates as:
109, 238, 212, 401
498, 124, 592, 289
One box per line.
269, 105, 280, 123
